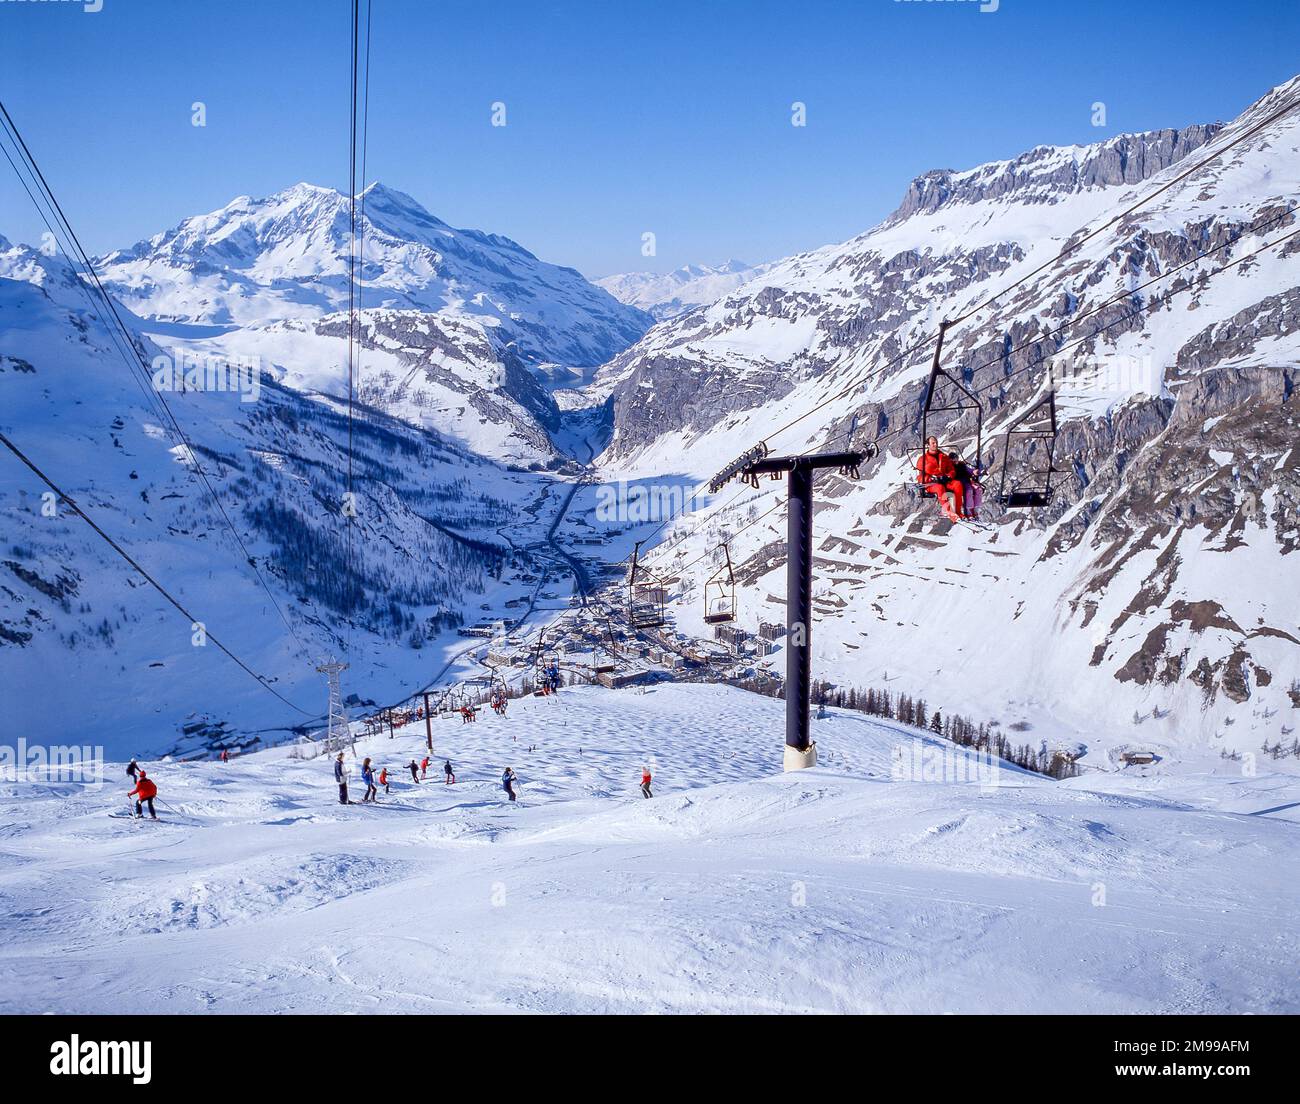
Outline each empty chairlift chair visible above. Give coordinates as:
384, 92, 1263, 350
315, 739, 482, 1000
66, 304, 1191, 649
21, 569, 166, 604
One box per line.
703, 543, 737, 625
592, 621, 618, 674
995, 389, 1059, 509
627, 540, 667, 630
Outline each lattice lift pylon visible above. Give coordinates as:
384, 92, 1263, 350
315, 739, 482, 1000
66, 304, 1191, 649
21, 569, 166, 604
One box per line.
316, 660, 353, 755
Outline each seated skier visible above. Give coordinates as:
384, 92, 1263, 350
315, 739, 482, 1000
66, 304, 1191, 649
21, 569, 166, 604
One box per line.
915, 436, 965, 522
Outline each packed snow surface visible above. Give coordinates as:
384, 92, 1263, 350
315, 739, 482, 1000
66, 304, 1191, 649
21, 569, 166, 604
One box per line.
1, 684, 1295, 1014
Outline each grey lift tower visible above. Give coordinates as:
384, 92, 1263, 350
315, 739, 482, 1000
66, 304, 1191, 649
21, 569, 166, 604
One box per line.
316, 660, 353, 755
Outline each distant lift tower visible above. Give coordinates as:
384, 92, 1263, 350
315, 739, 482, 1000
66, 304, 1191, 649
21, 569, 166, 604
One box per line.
316, 660, 353, 755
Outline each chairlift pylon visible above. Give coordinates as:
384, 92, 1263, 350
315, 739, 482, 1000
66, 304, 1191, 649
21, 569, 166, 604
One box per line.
703, 543, 737, 625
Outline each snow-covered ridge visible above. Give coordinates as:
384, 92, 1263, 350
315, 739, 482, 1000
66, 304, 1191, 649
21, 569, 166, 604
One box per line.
0, 234, 591, 752
96, 181, 652, 371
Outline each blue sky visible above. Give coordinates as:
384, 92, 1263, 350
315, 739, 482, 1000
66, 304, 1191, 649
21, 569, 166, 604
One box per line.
1, 0, 1296, 279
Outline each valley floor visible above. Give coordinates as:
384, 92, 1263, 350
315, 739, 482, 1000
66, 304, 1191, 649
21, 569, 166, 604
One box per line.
0, 684, 1295, 1014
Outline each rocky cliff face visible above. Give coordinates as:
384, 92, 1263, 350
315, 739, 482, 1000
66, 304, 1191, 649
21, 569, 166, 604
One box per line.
889, 124, 1224, 222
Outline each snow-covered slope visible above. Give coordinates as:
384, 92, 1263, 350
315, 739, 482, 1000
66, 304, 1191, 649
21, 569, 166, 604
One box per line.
595, 259, 773, 321
1, 683, 1294, 1014
0, 234, 582, 755
590, 77, 1300, 766
94, 183, 652, 464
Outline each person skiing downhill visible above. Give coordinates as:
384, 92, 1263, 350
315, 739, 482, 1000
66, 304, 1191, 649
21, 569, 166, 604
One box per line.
420, 755, 430, 779
361, 757, 377, 803
443, 759, 455, 784
127, 770, 158, 819
640, 767, 653, 799
219, 748, 230, 764
502, 767, 517, 802
408, 759, 420, 784
127, 758, 139, 782
334, 752, 349, 805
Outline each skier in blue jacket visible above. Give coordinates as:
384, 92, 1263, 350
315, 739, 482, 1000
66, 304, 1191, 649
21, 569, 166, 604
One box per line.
360, 757, 377, 803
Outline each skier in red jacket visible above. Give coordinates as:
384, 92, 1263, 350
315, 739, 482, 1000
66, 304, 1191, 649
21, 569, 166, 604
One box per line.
916, 436, 965, 522
127, 771, 159, 819
640, 767, 653, 799
420, 756, 430, 779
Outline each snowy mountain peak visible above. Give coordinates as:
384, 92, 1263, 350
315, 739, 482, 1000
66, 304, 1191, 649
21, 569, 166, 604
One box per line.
95, 182, 651, 369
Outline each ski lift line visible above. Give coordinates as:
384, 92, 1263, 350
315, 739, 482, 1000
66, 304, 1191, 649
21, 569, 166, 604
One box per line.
0, 101, 312, 659
0, 131, 178, 434
561, 221, 1300, 655
343, 0, 362, 656
749, 90, 1300, 456
0, 114, 205, 437
848, 220, 1300, 496
808, 202, 1300, 464
676, 127, 1300, 568
347, 98, 1300, 718
0, 430, 314, 718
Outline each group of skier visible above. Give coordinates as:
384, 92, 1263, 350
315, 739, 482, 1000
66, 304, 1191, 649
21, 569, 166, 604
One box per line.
334, 752, 458, 803
916, 436, 984, 523
332, 751, 652, 806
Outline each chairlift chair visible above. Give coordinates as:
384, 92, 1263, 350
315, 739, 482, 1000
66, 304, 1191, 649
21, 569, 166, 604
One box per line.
591, 616, 619, 674
703, 543, 737, 625
908, 320, 985, 500
628, 540, 667, 630
995, 388, 1059, 509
